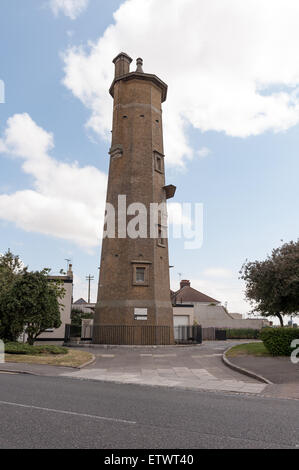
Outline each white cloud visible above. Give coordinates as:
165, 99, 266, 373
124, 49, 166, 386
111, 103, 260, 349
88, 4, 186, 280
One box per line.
0, 113, 107, 249
49, 0, 89, 20
63, 0, 299, 167
197, 147, 211, 159
0, 114, 184, 248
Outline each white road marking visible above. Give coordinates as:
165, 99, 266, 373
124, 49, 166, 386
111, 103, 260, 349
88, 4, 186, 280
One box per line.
192, 354, 222, 358
0, 400, 136, 425
153, 354, 177, 358
140, 354, 177, 357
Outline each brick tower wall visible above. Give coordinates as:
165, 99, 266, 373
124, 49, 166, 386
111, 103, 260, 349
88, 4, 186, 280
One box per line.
93, 55, 174, 345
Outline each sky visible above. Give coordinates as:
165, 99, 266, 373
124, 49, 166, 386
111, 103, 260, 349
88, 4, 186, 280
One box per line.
0, 0, 299, 317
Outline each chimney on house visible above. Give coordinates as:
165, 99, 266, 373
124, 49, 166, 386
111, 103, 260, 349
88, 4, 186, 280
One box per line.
180, 280, 190, 289
67, 264, 73, 278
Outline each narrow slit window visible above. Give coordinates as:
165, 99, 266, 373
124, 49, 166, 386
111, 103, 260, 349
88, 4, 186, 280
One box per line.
158, 225, 166, 247
156, 156, 162, 172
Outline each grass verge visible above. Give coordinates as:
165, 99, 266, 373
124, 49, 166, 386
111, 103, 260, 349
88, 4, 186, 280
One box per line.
4, 348, 93, 368
4, 342, 68, 355
226, 342, 271, 358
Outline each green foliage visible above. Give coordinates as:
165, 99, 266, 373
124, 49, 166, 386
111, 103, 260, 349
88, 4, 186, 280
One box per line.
8, 269, 65, 345
0, 251, 27, 341
260, 327, 299, 356
226, 328, 260, 339
227, 342, 270, 357
4, 341, 68, 355
0, 250, 65, 345
240, 239, 299, 326
69, 324, 82, 338
71, 308, 93, 327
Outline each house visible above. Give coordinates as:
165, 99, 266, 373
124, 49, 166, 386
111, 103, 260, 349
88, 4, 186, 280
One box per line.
72, 298, 96, 314
74, 278, 269, 342
172, 280, 269, 329
36, 265, 73, 342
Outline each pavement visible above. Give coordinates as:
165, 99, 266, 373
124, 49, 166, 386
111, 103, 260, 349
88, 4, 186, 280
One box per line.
0, 373, 298, 448
228, 354, 299, 400
1, 340, 298, 400
228, 355, 299, 384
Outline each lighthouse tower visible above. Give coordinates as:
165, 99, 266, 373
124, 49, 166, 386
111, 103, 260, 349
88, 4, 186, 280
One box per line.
93, 53, 176, 345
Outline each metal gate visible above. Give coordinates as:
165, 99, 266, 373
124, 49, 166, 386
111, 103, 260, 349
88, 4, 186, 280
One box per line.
174, 325, 202, 344
65, 324, 203, 344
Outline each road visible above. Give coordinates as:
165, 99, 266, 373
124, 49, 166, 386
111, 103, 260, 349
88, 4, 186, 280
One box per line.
60, 341, 267, 394
0, 372, 298, 449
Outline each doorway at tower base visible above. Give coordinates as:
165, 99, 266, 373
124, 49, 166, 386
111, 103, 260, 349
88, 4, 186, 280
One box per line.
92, 324, 174, 345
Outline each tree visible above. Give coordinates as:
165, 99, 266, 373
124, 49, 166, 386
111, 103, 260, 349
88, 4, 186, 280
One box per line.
240, 240, 299, 326
2, 269, 65, 345
0, 251, 27, 341
71, 308, 94, 327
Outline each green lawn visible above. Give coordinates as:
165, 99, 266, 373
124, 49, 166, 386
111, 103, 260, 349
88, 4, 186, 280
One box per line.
5, 348, 94, 367
226, 342, 270, 358
2, 342, 93, 367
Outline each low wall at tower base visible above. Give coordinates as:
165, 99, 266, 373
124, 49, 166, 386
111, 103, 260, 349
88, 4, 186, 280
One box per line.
92, 324, 174, 345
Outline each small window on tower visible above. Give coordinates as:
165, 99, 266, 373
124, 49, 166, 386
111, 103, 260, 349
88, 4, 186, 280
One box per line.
154, 151, 164, 173
136, 267, 145, 283
132, 262, 150, 286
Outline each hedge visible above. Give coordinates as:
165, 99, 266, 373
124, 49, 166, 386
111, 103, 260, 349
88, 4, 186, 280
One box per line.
225, 329, 260, 339
260, 328, 299, 356
3, 342, 68, 356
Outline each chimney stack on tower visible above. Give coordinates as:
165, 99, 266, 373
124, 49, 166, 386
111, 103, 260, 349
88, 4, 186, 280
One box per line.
113, 52, 133, 78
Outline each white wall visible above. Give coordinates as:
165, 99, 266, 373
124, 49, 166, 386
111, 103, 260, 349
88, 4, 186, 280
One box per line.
173, 303, 269, 329
173, 306, 194, 326
39, 278, 73, 340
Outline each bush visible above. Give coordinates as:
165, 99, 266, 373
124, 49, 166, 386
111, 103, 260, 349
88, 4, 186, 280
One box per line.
226, 329, 260, 339
260, 328, 299, 356
3, 342, 68, 356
